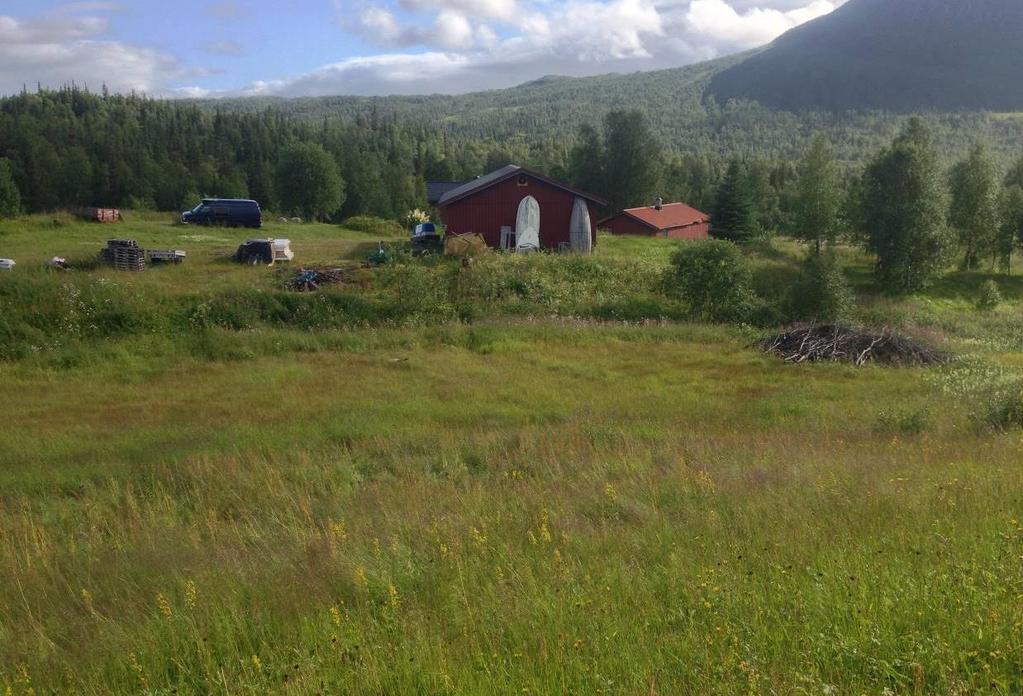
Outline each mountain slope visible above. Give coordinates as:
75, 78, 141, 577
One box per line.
708, 0, 1023, 112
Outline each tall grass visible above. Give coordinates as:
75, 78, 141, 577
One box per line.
1, 324, 1022, 693
2, 217, 1023, 693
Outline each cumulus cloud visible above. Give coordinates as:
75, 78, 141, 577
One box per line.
682, 0, 835, 49
356, 7, 477, 49
0, 11, 192, 95
4, 0, 843, 98
223, 0, 841, 97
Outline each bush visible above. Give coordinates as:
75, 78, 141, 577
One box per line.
986, 390, 1023, 431
342, 215, 404, 237
789, 253, 855, 322
875, 407, 931, 434
665, 240, 755, 323
986, 390, 1023, 429
976, 279, 1002, 312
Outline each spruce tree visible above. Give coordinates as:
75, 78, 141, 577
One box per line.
602, 110, 662, 213
568, 123, 605, 200
712, 159, 756, 243
0, 158, 20, 218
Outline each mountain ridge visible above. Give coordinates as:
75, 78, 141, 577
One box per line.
708, 0, 1023, 112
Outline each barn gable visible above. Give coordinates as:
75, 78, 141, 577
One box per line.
435, 165, 606, 251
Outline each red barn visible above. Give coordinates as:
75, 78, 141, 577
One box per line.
434, 165, 606, 251
599, 202, 710, 240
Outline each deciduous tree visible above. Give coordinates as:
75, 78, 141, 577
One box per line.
859, 119, 952, 292
949, 143, 1000, 269
791, 134, 842, 254
275, 143, 345, 221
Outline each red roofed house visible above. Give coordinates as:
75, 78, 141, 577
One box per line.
599, 200, 710, 240
433, 165, 607, 251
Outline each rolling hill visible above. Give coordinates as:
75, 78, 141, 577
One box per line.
202, 59, 1023, 168
708, 0, 1023, 112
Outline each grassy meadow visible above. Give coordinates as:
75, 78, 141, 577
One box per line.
1, 214, 1023, 694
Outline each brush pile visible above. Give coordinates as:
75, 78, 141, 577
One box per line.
758, 323, 947, 366
287, 267, 347, 292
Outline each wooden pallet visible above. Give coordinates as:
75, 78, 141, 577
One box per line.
99, 241, 146, 272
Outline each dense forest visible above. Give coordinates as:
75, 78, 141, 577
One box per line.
0, 87, 570, 220
4, 81, 1023, 226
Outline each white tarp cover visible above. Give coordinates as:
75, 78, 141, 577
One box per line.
273, 239, 295, 261
569, 197, 592, 254
515, 196, 540, 251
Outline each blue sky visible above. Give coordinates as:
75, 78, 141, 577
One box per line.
0, 0, 843, 97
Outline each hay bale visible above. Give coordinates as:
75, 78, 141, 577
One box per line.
444, 233, 488, 259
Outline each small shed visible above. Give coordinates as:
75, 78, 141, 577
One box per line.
434, 165, 606, 251
599, 201, 710, 240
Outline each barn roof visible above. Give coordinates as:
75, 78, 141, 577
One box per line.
600, 202, 709, 230
426, 180, 468, 206
436, 165, 607, 207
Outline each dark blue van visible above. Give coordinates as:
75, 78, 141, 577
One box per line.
181, 199, 262, 228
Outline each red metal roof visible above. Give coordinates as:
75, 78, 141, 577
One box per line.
437, 165, 607, 207
602, 203, 709, 231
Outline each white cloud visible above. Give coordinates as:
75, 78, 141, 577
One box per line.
0, 12, 192, 95
356, 6, 478, 49
3, 0, 844, 98
398, 0, 521, 23
682, 0, 836, 49
239, 0, 839, 97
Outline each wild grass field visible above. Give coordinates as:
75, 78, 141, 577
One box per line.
1, 214, 1022, 694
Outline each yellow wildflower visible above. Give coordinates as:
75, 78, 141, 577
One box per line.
184, 580, 198, 610
155, 593, 172, 619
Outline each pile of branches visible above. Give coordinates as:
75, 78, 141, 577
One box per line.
287, 267, 347, 292
758, 323, 947, 367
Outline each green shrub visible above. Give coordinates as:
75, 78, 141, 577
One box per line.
875, 407, 931, 434
976, 279, 1002, 312
985, 389, 1023, 431
790, 253, 855, 322
665, 240, 755, 323
342, 215, 404, 237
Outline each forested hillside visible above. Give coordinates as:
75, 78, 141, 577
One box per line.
3, 70, 1023, 218
199, 58, 1023, 167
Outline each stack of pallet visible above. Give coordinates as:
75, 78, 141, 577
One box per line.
99, 239, 146, 272
81, 207, 122, 223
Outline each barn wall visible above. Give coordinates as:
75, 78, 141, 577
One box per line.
665, 222, 710, 240
603, 216, 710, 240
438, 176, 599, 250
602, 215, 657, 237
